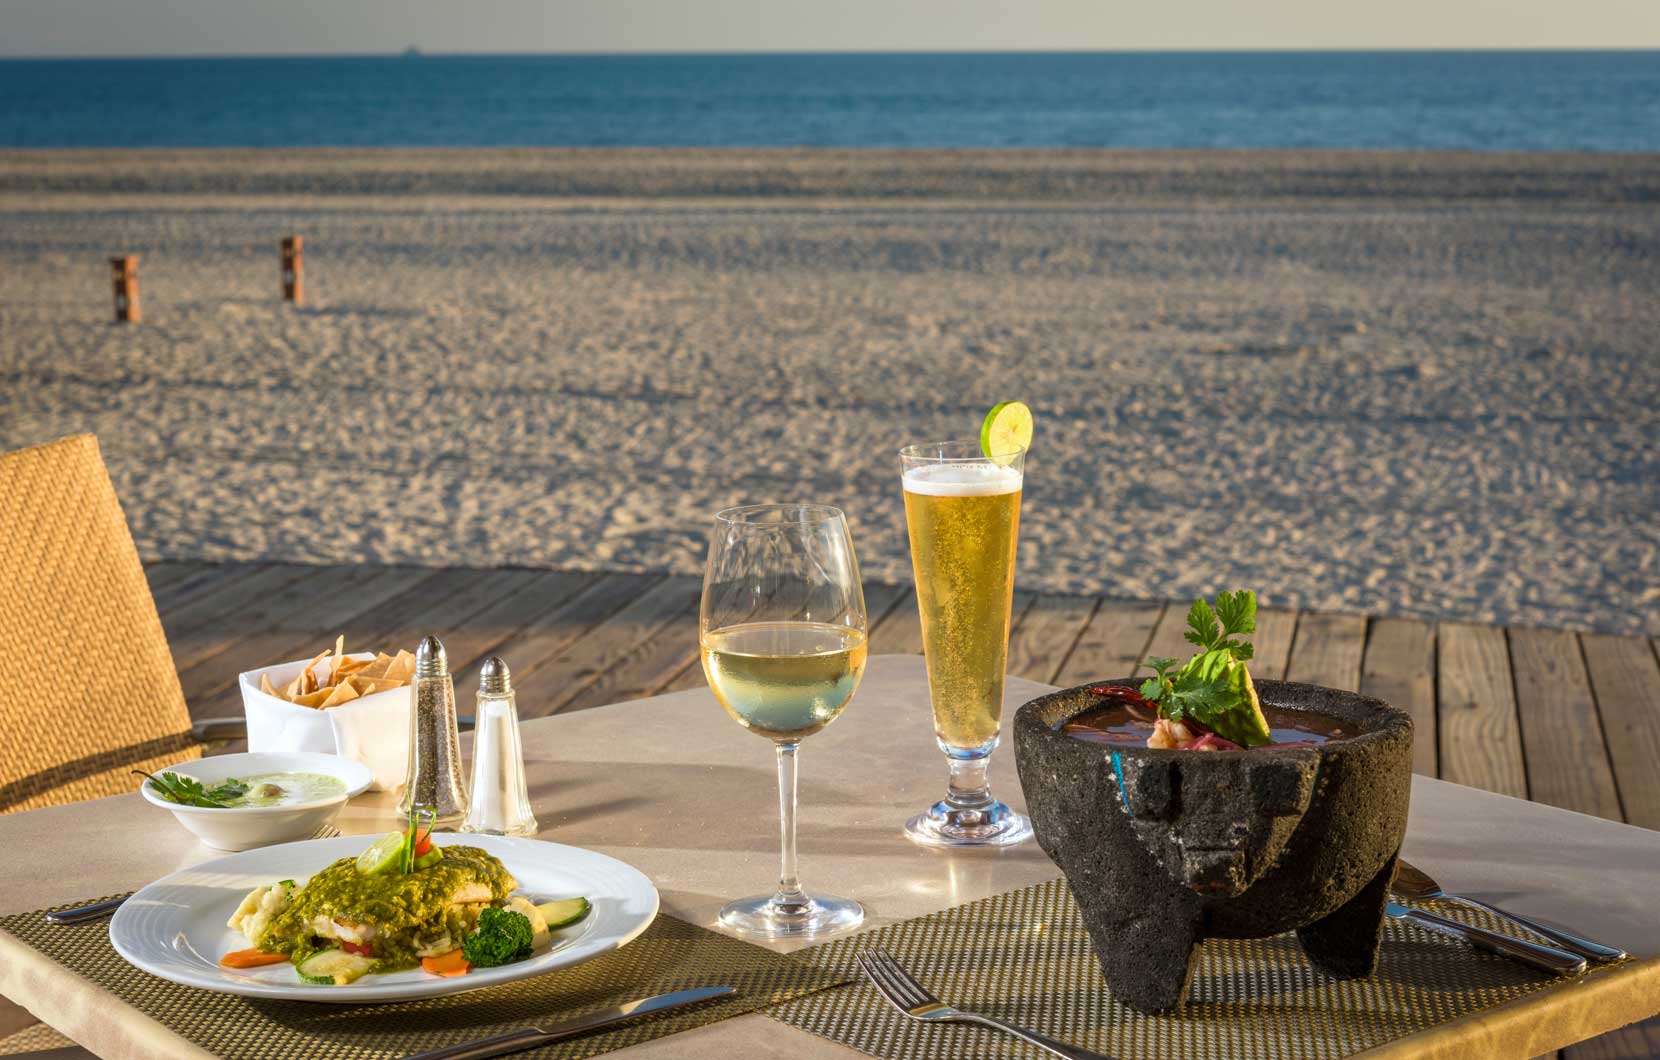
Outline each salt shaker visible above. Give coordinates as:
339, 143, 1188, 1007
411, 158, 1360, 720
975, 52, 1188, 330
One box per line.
398, 635, 469, 829
462, 656, 539, 837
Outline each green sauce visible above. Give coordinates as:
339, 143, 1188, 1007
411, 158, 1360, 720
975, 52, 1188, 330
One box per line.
260, 846, 516, 972
224, 772, 346, 807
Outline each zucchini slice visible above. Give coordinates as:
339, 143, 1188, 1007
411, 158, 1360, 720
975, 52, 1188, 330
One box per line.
295, 949, 374, 985
535, 897, 591, 930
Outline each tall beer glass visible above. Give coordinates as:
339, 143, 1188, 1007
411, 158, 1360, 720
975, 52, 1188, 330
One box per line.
900, 440, 1031, 847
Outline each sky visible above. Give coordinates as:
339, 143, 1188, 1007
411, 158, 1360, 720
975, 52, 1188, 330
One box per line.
2, 0, 1658, 57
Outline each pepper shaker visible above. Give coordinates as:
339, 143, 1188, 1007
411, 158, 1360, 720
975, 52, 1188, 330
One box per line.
462, 656, 538, 837
398, 635, 469, 829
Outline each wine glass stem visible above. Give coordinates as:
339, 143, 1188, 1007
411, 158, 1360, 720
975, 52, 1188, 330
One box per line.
946, 754, 994, 810
773, 740, 807, 913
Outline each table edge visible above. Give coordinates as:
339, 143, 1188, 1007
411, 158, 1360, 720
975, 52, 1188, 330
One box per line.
0, 924, 217, 1060
1352, 955, 1660, 1060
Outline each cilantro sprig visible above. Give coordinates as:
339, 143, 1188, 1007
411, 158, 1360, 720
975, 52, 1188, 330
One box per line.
134, 770, 249, 808
1139, 590, 1271, 748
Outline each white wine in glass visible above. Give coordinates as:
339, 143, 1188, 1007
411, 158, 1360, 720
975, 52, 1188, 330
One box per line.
703, 621, 867, 741
699, 504, 867, 939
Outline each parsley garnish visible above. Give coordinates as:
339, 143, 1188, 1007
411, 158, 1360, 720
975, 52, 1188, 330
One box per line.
1139, 590, 1271, 748
134, 771, 250, 808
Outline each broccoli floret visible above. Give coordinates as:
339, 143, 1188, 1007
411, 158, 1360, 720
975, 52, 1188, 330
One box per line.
462, 907, 534, 968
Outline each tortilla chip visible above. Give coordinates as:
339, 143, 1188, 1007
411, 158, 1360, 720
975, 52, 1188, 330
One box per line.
333, 656, 369, 677
348, 675, 405, 696
319, 682, 360, 708
357, 653, 394, 680
283, 673, 305, 701
260, 673, 280, 699
330, 634, 344, 682
299, 649, 330, 695
388, 650, 416, 682
292, 687, 333, 709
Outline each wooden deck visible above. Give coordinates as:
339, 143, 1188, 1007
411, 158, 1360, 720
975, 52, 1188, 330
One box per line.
150, 560, 1660, 1059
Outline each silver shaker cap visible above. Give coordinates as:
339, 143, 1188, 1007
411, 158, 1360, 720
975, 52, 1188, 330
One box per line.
479, 656, 512, 695
415, 635, 448, 678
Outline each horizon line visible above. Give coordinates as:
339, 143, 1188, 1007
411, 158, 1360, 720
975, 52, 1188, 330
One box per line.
3, 45, 1659, 62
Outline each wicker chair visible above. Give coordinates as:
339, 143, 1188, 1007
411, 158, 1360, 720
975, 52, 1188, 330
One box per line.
0, 434, 202, 814
0, 436, 255, 1054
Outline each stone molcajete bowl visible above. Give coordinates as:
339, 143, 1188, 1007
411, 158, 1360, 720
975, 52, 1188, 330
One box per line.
1013, 679, 1412, 1014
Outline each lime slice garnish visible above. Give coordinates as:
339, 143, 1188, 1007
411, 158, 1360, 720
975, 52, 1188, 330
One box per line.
980, 401, 1033, 460
355, 831, 405, 875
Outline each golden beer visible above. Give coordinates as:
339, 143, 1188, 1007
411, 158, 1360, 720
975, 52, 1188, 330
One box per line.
903, 462, 1022, 751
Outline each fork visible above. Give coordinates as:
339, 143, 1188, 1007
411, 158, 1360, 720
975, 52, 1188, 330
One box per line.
45, 823, 342, 925
856, 949, 1115, 1060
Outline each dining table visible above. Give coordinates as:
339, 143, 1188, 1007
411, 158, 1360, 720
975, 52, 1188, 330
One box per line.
1, 654, 1657, 1059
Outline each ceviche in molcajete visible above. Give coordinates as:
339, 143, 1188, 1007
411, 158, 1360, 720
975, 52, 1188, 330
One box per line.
218, 811, 590, 985
1061, 590, 1352, 751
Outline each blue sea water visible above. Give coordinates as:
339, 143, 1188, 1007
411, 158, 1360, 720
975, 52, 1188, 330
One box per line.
1, 51, 1657, 151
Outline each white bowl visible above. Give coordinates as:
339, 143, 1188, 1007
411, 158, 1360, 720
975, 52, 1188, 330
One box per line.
240, 653, 411, 792
139, 751, 374, 851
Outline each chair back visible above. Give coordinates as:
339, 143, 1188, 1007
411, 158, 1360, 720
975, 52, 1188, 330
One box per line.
0, 434, 197, 812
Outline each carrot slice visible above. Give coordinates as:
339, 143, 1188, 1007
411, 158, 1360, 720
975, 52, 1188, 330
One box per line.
220, 948, 290, 968
421, 950, 471, 977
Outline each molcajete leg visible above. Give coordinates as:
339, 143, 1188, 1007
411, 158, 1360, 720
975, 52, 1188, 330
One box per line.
1088, 910, 1200, 1013
1296, 851, 1398, 980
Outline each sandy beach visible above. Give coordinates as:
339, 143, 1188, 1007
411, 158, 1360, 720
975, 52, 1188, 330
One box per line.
1, 149, 1656, 635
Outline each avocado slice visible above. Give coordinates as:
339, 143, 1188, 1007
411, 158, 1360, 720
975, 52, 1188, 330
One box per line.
1211, 662, 1272, 748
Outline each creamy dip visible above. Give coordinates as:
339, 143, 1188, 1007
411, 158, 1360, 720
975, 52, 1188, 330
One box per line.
224, 772, 346, 807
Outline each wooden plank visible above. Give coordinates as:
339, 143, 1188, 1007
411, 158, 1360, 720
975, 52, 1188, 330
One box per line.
1006, 593, 1094, 685
555, 580, 705, 713
1437, 622, 1527, 799
1510, 627, 1622, 821
860, 581, 912, 634
444, 570, 604, 692
158, 564, 316, 650
1137, 603, 1197, 673
515, 576, 703, 716
166, 564, 353, 673
1581, 633, 1660, 830
340, 567, 532, 659
1285, 611, 1367, 691
867, 588, 922, 655
176, 565, 441, 717
150, 561, 265, 611
1251, 608, 1300, 682
475, 572, 664, 716
1361, 618, 1438, 777
141, 560, 204, 595
1053, 600, 1164, 687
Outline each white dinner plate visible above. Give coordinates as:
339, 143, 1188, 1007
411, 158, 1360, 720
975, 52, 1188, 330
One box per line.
109, 833, 659, 1003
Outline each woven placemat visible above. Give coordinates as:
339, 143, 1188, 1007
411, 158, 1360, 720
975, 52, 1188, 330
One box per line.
768, 876, 1632, 1060
2, 895, 846, 1060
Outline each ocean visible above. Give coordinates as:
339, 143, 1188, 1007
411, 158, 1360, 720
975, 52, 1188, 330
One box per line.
1, 50, 1657, 151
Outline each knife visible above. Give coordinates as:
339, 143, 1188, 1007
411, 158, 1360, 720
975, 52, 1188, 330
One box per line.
400, 985, 737, 1060
45, 896, 127, 925
1385, 902, 1586, 976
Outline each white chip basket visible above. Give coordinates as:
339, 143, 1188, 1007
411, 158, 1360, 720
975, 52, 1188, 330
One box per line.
239, 652, 410, 792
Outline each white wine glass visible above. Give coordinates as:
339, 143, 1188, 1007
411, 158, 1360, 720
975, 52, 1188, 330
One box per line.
700, 503, 867, 939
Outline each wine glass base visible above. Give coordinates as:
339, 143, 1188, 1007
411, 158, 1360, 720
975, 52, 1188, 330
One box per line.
904, 799, 1033, 848
718, 892, 864, 939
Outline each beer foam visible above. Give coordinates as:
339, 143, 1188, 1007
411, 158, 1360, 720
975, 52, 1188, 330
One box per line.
902, 463, 1023, 496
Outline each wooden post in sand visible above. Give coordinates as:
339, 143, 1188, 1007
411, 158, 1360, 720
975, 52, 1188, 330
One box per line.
281, 235, 304, 305
110, 256, 140, 323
